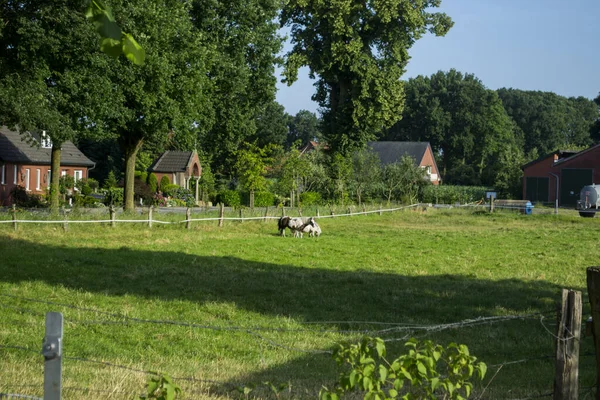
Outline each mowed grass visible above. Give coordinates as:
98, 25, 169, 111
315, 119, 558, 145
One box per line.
0, 209, 599, 399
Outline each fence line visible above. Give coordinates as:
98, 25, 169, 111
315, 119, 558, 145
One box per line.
0, 204, 421, 226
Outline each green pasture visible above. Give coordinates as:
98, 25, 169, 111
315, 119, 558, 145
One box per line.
0, 208, 599, 399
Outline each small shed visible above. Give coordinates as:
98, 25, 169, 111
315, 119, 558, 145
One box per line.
148, 150, 202, 201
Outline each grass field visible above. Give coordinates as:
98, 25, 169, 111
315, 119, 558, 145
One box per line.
0, 208, 599, 399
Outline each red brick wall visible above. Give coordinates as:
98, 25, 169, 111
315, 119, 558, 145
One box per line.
522, 146, 600, 204
0, 163, 88, 206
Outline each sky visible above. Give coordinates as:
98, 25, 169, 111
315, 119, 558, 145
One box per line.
275, 0, 600, 115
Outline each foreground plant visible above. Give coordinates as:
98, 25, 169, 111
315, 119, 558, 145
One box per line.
140, 373, 182, 400
320, 337, 486, 400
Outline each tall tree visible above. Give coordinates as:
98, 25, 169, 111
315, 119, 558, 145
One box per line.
591, 94, 600, 143
0, 0, 115, 210
281, 0, 453, 154
497, 88, 598, 155
252, 101, 289, 148
95, 0, 214, 211
286, 110, 322, 149
350, 148, 380, 205
191, 0, 283, 174
384, 70, 523, 190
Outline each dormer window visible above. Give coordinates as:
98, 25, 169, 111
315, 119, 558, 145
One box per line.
40, 131, 52, 148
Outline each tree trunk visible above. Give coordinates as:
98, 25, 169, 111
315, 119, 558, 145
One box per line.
250, 189, 255, 209
49, 145, 61, 212
123, 139, 143, 212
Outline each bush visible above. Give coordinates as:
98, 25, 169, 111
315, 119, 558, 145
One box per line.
160, 175, 171, 193
217, 190, 241, 207
421, 185, 491, 205
168, 187, 196, 207
162, 184, 181, 198
59, 175, 75, 195
87, 178, 99, 192
101, 187, 124, 206
73, 194, 101, 208
300, 191, 322, 206
104, 171, 118, 189
10, 185, 46, 208
241, 191, 275, 207
134, 177, 155, 205
147, 173, 158, 193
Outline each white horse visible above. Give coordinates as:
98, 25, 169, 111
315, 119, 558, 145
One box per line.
278, 216, 303, 236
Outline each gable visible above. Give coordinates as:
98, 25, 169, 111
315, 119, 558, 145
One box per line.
367, 141, 429, 166
148, 151, 194, 173
0, 126, 94, 167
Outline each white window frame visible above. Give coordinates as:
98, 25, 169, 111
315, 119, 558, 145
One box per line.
172, 173, 177, 185
25, 169, 30, 191
74, 170, 83, 183
36, 169, 41, 190
13, 165, 17, 184
61, 170, 67, 177
1, 164, 5, 185
47, 170, 51, 188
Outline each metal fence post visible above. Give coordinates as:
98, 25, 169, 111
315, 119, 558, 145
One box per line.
42, 312, 63, 400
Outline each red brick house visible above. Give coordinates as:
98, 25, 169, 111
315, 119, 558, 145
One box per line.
0, 126, 95, 206
522, 143, 600, 206
148, 150, 202, 201
368, 141, 441, 185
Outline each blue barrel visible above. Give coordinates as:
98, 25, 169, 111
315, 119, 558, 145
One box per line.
524, 201, 534, 215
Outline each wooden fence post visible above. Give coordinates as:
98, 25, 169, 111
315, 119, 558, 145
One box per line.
12, 204, 17, 231
586, 267, 600, 399
62, 208, 68, 233
379, 204, 383, 216
316, 208, 320, 218
148, 206, 153, 228
281, 206, 285, 217
330, 209, 334, 218
362, 205, 366, 215
263, 206, 269, 222
218, 203, 224, 227
553, 289, 581, 400
298, 208, 302, 217
239, 208, 243, 223
186, 208, 191, 230
347, 207, 352, 217
110, 206, 116, 228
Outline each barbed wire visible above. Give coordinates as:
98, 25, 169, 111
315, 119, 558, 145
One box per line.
0, 394, 42, 400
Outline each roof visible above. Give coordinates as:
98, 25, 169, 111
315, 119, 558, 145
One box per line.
521, 149, 580, 170
0, 126, 95, 167
553, 142, 600, 166
367, 141, 430, 165
148, 151, 194, 173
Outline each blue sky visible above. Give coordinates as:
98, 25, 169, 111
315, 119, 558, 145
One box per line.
275, 0, 600, 115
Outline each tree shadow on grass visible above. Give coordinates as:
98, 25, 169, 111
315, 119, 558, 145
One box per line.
0, 237, 580, 398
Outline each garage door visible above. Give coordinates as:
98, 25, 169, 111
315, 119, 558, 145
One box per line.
561, 169, 593, 206
525, 177, 549, 203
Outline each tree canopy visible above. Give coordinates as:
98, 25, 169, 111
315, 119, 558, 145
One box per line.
281, 0, 453, 154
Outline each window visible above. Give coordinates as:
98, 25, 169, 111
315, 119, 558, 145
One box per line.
25, 169, 30, 191
47, 170, 51, 188
36, 169, 41, 190
13, 165, 17, 184
40, 131, 52, 148
61, 170, 67, 177
1, 164, 4, 185
172, 173, 177, 185
74, 170, 83, 182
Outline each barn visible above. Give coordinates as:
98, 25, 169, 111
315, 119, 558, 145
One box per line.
522, 143, 600, 206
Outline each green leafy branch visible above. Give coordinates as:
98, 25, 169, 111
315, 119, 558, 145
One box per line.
320, 337, 487, 400
85, 0, 145, 65
139, 373, 182, 400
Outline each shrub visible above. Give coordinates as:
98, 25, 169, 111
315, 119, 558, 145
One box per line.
217, 190, 241, 207
101, 187, 124, 206
104, 171, 118, 189
162, 184, 181, 198
59, 175, 75, 195
421, 185, 491, 205
168, 187, 196, 207
10, 185, 46, 208
134, 177, 155, 205
300, 191, 322, 206
139, 171, 148, 183
160, 175, 171, 193
73, 194, 101, 208
86, 178, 99, 192
241, 191, 275, 207
147, 173, 158, 193
153, 192, 168, 207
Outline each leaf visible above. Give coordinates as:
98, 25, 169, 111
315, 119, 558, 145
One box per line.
465, 382, 472, 397
123, 33, 146, 65
416, 361, 427, 377
375, 339, 386, 358
166, 383, 175, 400
393, 378, 404, 391
432, 350, 441, 361
400, 369, 412, 381
378, 365, 388, 383
478, 363, 487, 380
388, 389, 398, 398
100, 38, 123, 59
363, 376, 373, 391
349, 370, 358, 388
430, 377, 440, 391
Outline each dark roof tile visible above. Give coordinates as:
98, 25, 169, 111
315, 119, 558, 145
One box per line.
367, 141, 429, 165
148, 151, 193, 173
0, 126, 95, 167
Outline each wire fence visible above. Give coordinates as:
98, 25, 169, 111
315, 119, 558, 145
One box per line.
0, 291, 583, 399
